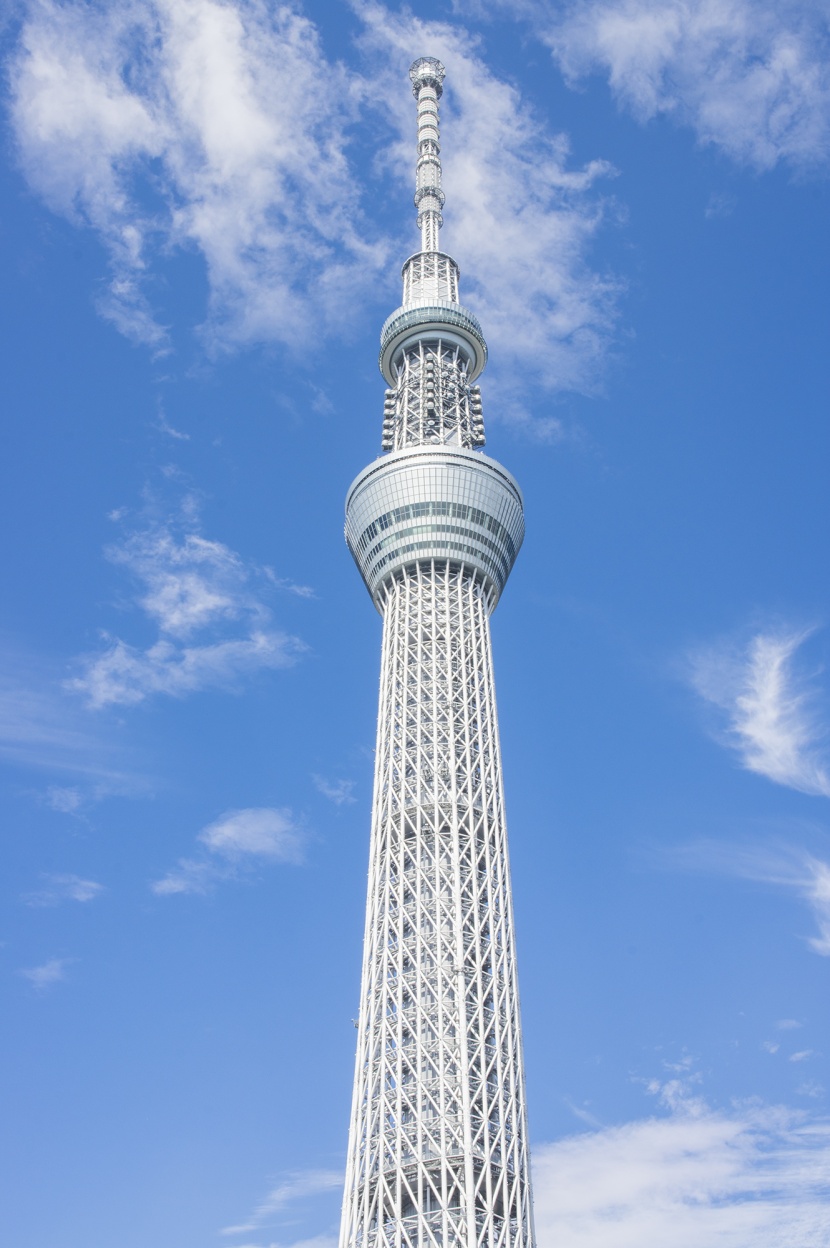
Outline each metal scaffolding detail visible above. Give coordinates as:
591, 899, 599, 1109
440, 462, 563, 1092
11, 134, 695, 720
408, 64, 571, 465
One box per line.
341, 60, 535, 1248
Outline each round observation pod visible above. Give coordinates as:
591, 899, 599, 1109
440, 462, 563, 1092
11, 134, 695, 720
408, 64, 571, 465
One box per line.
345, 445, 524, 611
379, 303, 488, 385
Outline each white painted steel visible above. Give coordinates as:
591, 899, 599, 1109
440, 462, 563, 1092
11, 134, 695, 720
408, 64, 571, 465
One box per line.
345, 447, 524, 608
340, 58, 536, 1248
339, 564, 535, 1248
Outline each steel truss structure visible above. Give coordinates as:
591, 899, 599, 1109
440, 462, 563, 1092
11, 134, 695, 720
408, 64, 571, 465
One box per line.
341, 58, 535, 1248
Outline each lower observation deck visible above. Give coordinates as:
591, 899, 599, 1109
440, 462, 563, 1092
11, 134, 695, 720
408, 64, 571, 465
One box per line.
345, 445, 524, 609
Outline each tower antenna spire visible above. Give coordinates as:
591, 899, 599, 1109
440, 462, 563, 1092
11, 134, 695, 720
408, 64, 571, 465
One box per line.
410, 56, 446, 253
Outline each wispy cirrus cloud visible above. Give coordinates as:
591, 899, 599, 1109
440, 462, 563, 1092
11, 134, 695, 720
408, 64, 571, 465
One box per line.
221, 1168, 343, 1237
68, 501, 306, 709
23, 874, 105, 907
312, 774, 356, 806
536, 0, 830, 172
18, 957, 72, 990
0, 656, 145, 794
689, 627, 830, 797
152, 806, 305, 895
533, 1080, 830, 1246
665, 839, 830, 957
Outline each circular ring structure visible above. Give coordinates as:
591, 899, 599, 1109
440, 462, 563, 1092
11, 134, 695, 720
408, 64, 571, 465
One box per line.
379, 303, 488, 384
345, 445, 524, 610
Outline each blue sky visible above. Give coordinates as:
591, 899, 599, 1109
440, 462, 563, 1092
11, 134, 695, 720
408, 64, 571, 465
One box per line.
1, 1, 829, 1245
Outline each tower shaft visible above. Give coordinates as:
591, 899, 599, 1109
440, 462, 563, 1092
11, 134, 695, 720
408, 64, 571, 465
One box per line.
341, 59, 535, 1248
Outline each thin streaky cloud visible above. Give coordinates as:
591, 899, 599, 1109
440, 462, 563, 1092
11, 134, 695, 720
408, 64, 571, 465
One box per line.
266, 576, 317, 600
155, 410, 190, 441
18, 958, 72, 990
664, 840, 830, 957
221, 1169, 343, 1235
23, 874, 105, 907
312, 774, 356, 806
0, 660, 146, 793
689, 628, 830, 797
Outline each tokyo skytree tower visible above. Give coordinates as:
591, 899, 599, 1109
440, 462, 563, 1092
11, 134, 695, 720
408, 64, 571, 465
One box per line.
340, 58, 535, 1248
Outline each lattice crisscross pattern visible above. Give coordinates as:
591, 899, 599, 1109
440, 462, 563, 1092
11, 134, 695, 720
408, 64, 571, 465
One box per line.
340, 562, 534, 1248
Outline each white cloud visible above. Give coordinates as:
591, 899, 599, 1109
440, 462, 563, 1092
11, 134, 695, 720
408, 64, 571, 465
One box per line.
155, 409, 190, 440
704, 190, 736, 219
265, 572, 316, 600
68, 507, 306, 708
110, 527, 260, 638
71, 630, 303, 709
801, 855, 830, 954
221, 1169, 343, 1236
541, 0, 830, 171
9, 1, 620, 412
198, 807, 304, 860
152, 806, 304, 895
312, 774, 356, 806
225, 1089, 830, 1248
18, 957, 72, 989
45, 786, 84, 813
665, 841, 830, 957
533, 1082, 830, 1247
23, 874, 104, 907
9, 0, 390, 351
689, 628, 830, 797
357, 2, 620, 415
150, 856, 219, 897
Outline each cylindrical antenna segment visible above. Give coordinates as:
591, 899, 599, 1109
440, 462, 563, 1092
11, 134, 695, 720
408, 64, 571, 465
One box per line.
409, 57, 446, 253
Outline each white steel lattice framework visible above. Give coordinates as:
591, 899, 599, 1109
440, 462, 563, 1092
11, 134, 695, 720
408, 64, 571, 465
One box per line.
341, 59, 535, 1248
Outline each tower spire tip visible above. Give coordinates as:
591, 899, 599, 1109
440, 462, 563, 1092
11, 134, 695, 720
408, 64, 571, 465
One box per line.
409, 56, 445, 98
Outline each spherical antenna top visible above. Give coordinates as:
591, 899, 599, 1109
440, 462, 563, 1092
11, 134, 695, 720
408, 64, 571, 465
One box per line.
409, 56, 445, 98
